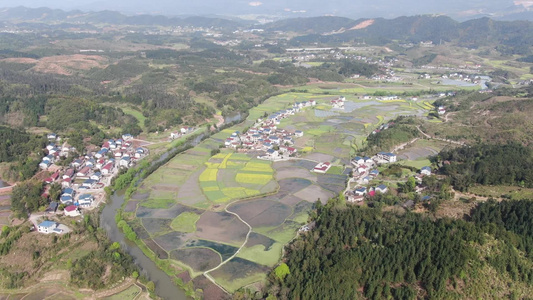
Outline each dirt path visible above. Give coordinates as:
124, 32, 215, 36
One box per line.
391, 137, 420, 153
416, 126, 466, 146
203, 203, 254, 294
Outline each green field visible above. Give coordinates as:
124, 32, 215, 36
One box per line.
121, 106, 147, 130
236, 243, 284, 267
170, 212, 201, 233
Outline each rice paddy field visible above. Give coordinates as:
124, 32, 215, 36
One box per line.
128, 83, 473, 292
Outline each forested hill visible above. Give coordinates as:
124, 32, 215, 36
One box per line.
266, 202, 533, 299
272, 15, 532, 54
0, 6, 246, 29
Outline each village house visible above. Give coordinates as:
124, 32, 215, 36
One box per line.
101, 162, 113, 175
122, 133, 133, 141
47, 133, 57, 140
120, 156, 131, 167
78, 194, 94, 207
420, 166, 432, 176
351, 156, 364, 166
61, 178, 72, 188
82, 179, 96, 189
60, 195, 73, 205
64, 205, 81, 217
71, 159, 83, 169
39, 160, 52, 170
37, 221, 62, 234
90, 172, 102, 181
355, 187, 367, 196
345, 191, 364, 203
76, 166, 91, 178
377, 152, 397, 163
62, 169, 75, 179
313, 162, 332, 174
62, 188, 75, 197
438, 106, 446, 115
331, 96, 346, 109
375, 184, 388, 193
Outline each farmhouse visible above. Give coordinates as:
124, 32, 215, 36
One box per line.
375, 184, 388, 193
355, 187, 367, 196
64, 205, 81, 217
351, 156, 364, 166
39, 160, 52, 170
331, 96, 345, 109
313, 162, 332, 173
377, 152, 397, 163
101, 162, 113, 175
438, 106, 446, 115
37, 221, 61, 234
78, 194, 94, 207
60, 195, 73, 204
77, 166, 90, 178
420, 166, 432, 176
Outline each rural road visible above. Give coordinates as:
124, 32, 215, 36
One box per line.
203, 203, 253, 294
416, 126, 466, 146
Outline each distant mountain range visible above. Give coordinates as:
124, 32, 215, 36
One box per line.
267, 15, 532, 55
0, 0, 532, 21
0, 6, 248, 29
0, 7, 531, 55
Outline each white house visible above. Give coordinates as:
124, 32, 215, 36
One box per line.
37, 221, 61, 234
313, 162, 332, 173
421, 166, 432, 176
377, 152, 397, 163
64, 205, 81, 217
375, 184, 388, 193
78, 194, 94, 207
354, 187, 367, 196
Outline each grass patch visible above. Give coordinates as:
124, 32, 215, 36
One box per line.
398, 158, 431, 169
236, 243, 283, 267
326, 166, 344, 175
104, 284, 141, 300
469, 185, 533, 200
121, 106, 146, 130
170, 212, 201, 233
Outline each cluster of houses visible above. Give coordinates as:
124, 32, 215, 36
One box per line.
224, 100, 313, 160
330, 96, 345, 109
169, 126, 195, 140
345, 163, 434, 203
345, 184, 390, 202
40, 133, 147, 220
371, 121, 394, 135
39, 133, 74, 170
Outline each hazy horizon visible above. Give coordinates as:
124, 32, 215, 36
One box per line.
0, 0, 529, 21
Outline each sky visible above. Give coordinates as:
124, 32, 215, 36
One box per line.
0, 0, 525, 20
